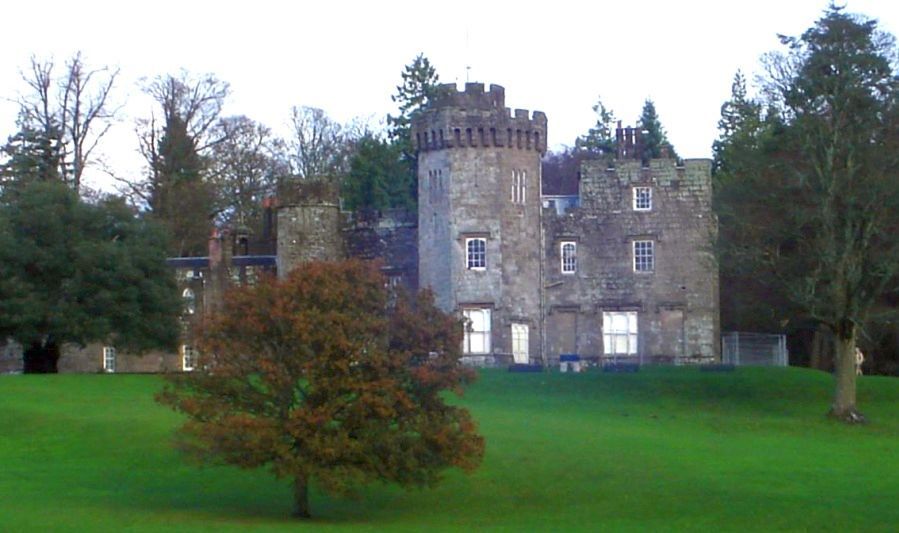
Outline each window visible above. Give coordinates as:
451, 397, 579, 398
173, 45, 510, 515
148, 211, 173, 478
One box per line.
428, 169, 444, 202
511, 170, 526, 204
466, 238, 486, 270
633, 186, 652, 211
603, 312, 638, 355
511, 323, 529, 364
561, 241, 577, 274
463, 308, 491, 354
633, 240, 654, 272
102, 346, 116, 373
182, 345, 197, 372
182, 288, 196, 315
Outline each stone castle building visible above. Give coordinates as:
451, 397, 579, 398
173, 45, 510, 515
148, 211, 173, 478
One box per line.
0, 83, 719, 374
413, 83, 718, 366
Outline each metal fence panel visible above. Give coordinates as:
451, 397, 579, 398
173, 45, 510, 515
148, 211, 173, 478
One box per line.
721, 332, 789, 366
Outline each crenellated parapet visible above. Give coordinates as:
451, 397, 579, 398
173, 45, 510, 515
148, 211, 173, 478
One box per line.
412, 83, 547, 154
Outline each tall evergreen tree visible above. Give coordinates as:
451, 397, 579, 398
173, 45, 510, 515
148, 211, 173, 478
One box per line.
715, 6, 899, 422
0, 117, 62, 190
386, 54, 440, 208
575, 95, 617, 157
135, 72, 229, 257
387, 54, 440, 149
712, 71, 765, 175
637, 99, 678, 161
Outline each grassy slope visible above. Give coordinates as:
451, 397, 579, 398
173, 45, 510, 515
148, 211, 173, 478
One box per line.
1, 367, 897, 531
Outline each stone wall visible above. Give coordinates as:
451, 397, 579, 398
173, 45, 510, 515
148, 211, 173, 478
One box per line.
59, 344, 184, 373
415, 83, 546, 364
276, 203, 343, 277
543, 158, 720, 363
1, 340, 23, 374
344, 209, 419, 292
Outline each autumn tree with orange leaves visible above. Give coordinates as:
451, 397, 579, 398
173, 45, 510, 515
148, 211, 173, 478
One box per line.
157, 260, 484, 518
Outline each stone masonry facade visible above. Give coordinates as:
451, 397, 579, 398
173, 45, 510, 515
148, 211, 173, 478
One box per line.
3, 82, 718, 373
414, 83, 719, 366
414, 83, 547, 365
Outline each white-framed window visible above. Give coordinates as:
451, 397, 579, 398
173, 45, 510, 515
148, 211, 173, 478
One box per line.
102, 346, 116, 373
561, 241, 577, 274
182, 288, 196, 315
633, 186, 652, 211
182, 345, 197, 372
511, 323, 529, 364
466, 238, 487, 270
511, 169, 526, 204
633, 240, 654, 272
603, 312, 638, 355
463, 308, 491, 354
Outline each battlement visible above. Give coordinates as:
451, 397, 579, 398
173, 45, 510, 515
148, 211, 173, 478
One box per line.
431, 82, 507, 110
413, 83, 547, 154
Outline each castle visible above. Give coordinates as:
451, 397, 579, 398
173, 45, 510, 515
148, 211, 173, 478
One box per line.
0, 83, 719, 373
413, 83, 718, 366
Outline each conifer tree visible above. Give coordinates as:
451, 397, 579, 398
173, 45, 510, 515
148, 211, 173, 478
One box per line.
637, 99, 678, 161
385, 54, 440, 207
575, 96, 617, 157
714, 6, 899, 422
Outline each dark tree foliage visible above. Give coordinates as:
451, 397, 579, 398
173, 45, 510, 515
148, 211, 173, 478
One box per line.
574, 95, 617, 158
714, 6, 899, 422
712, 71, 766, 176
637, 99, 678, 161
135, 72, 229, 257
158, 260, 484, 519
712, 72, 797, 336
152, 113, 214, 256
0, 181, 180, 372
343, 134, 411, 212
386, 54, 440, 207
388, 53, 440, 149
0, 118, 62, 189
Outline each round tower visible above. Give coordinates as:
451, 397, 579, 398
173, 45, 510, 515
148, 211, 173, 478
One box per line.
413, 83, 547, 365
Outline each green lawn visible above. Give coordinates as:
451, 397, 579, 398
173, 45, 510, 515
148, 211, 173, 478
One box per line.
1, 367, 897, 531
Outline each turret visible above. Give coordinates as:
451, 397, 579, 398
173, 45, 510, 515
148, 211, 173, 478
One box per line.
412, 83, 547, 154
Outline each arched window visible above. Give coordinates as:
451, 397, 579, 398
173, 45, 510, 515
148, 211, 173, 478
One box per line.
466, 238, 487, 270
182, 288, 196, 315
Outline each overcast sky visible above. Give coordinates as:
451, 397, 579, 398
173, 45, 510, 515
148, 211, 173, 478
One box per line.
1, 1, 897, 191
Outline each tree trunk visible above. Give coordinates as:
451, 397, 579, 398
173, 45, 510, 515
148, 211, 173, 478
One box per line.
829, 331, 866, 423
292, 474, 311, 519
23, 340, 60, 373
810, 327, 824, 370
